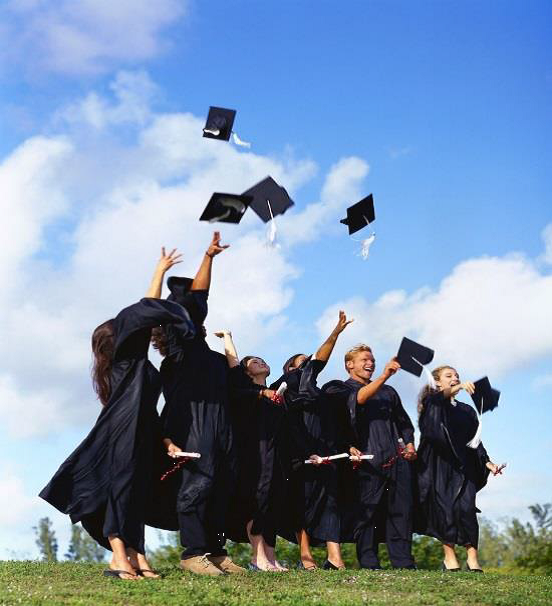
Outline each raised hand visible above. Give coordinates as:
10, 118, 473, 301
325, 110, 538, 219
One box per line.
214, 330, 232, 338
156, 247, 183, 274
206, 231, 230, 258
383, 358, 401, 378
458, 381, 475, 396
335, 310, 354, 334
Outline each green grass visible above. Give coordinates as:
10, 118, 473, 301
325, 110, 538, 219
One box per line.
0, 562, 550, 606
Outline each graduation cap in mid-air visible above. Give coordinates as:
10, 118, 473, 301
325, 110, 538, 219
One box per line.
340, 194, 376, 260
467, 376, 500, 449
199, 193, 253, 224
396, 337, 435, 378
471, 376, 501, 414
202, 106, 251, 147
242, 176, 295, 245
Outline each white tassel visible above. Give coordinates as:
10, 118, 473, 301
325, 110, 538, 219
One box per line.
232, 131, 251, 148
467, 397, 483, 448
203, 127, 220, 137
265, 199, 280, 248
410, 355, 436, 388
360, 232, 376, 260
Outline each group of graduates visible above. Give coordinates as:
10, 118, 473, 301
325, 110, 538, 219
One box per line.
40, 232, 503, 580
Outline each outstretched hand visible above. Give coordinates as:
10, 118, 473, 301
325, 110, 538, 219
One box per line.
383, 357, 401, 378
156, 247, 182, 273
207, 231, 229, 257
214, 331, 232, 338
335, 310, 354, 334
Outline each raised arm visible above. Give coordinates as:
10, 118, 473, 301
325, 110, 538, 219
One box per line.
314, 310, 354, 362
191, 231, 229, 291
357, 358, 400, 405
214, 330, 239, 368
145, 247, 182, 298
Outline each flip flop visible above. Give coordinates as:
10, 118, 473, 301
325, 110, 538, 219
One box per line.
103, 569, 138, 580
136, 569, 161, 578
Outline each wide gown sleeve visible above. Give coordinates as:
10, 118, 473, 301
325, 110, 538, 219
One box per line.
113, 297, 195, 358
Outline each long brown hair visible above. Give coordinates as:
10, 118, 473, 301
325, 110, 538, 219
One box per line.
91, 319, 115, 406
417, 365, 456, 416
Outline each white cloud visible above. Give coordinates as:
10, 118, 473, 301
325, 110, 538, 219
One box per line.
0, 465, 38, 527
0, 71, 367, 438
540, 223, 552, 265
1, 0, 187, 76
316, 236, 552, 381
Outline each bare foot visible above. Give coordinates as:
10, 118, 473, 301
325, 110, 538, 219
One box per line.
127, 552, 159, 579
272, 560, 289, 572
301, 555, 318, 570
109, 558, 139, 580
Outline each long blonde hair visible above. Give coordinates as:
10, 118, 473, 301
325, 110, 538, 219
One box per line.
417, 365, 457, 415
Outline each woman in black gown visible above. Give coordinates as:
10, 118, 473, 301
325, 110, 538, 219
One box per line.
416, 365, 502, 572
216, 330, 288, 571
40, 249, 192, 579
270, 311, 354, 570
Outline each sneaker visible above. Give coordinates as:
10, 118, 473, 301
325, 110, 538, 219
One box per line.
180, 555, 224, 576
208, 555, 247, 574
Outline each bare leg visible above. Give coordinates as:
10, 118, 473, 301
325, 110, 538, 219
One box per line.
297, 530, 317, 569
246, 520, 274, 571
465, 544, 482, 570
107, 536, 138, 580
264, 543, 289, 571
326, 541, 345, 569
127, 547, 160, 578
442, 543, 460, 569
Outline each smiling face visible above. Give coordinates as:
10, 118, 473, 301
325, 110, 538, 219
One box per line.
245, 356, 270, 379
435, 366, 459, 391
345, 347, 375, 383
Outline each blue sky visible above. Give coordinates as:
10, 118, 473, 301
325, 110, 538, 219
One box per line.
0, 0, 551, 559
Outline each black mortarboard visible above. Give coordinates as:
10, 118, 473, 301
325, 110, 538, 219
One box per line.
242, 176, 295, 223
203, 106, 236, 141
340, 194, 375, 235
471, 377, 500, 414
199, 193, 253, 224
396, 337, 435, 377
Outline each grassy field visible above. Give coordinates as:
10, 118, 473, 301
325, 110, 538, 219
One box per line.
0, 562, 550, 606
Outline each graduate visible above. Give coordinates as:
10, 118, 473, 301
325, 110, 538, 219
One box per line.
272, 311, 354, 570
40, 249, 192, 580
415, 366, 502, 572
154, 232, 244, 576
322, 345, 417, 570
216, 331, 288, 571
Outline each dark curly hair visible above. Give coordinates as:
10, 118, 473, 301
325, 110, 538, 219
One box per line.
91, 319, 115, 406
151, 326, 168, 357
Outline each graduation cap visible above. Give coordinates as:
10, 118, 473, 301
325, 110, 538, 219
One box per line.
471, 377, 500, 414
199, 193, 253, 224
396, 337, 435, 377
467, 376, 500, 449
242, 176, 295, 223
340, 194, 375, 235
203, 107, 236, 141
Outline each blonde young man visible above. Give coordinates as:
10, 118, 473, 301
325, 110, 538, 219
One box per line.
322, 345, 417, 570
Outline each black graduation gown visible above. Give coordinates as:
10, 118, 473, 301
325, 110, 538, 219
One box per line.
277, 359, 351, 544
39, 298, 195, 553
158, 280, 235, 524
322, 378, 416, 544
226, 366, 286, 547
415, 391, 490, 548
